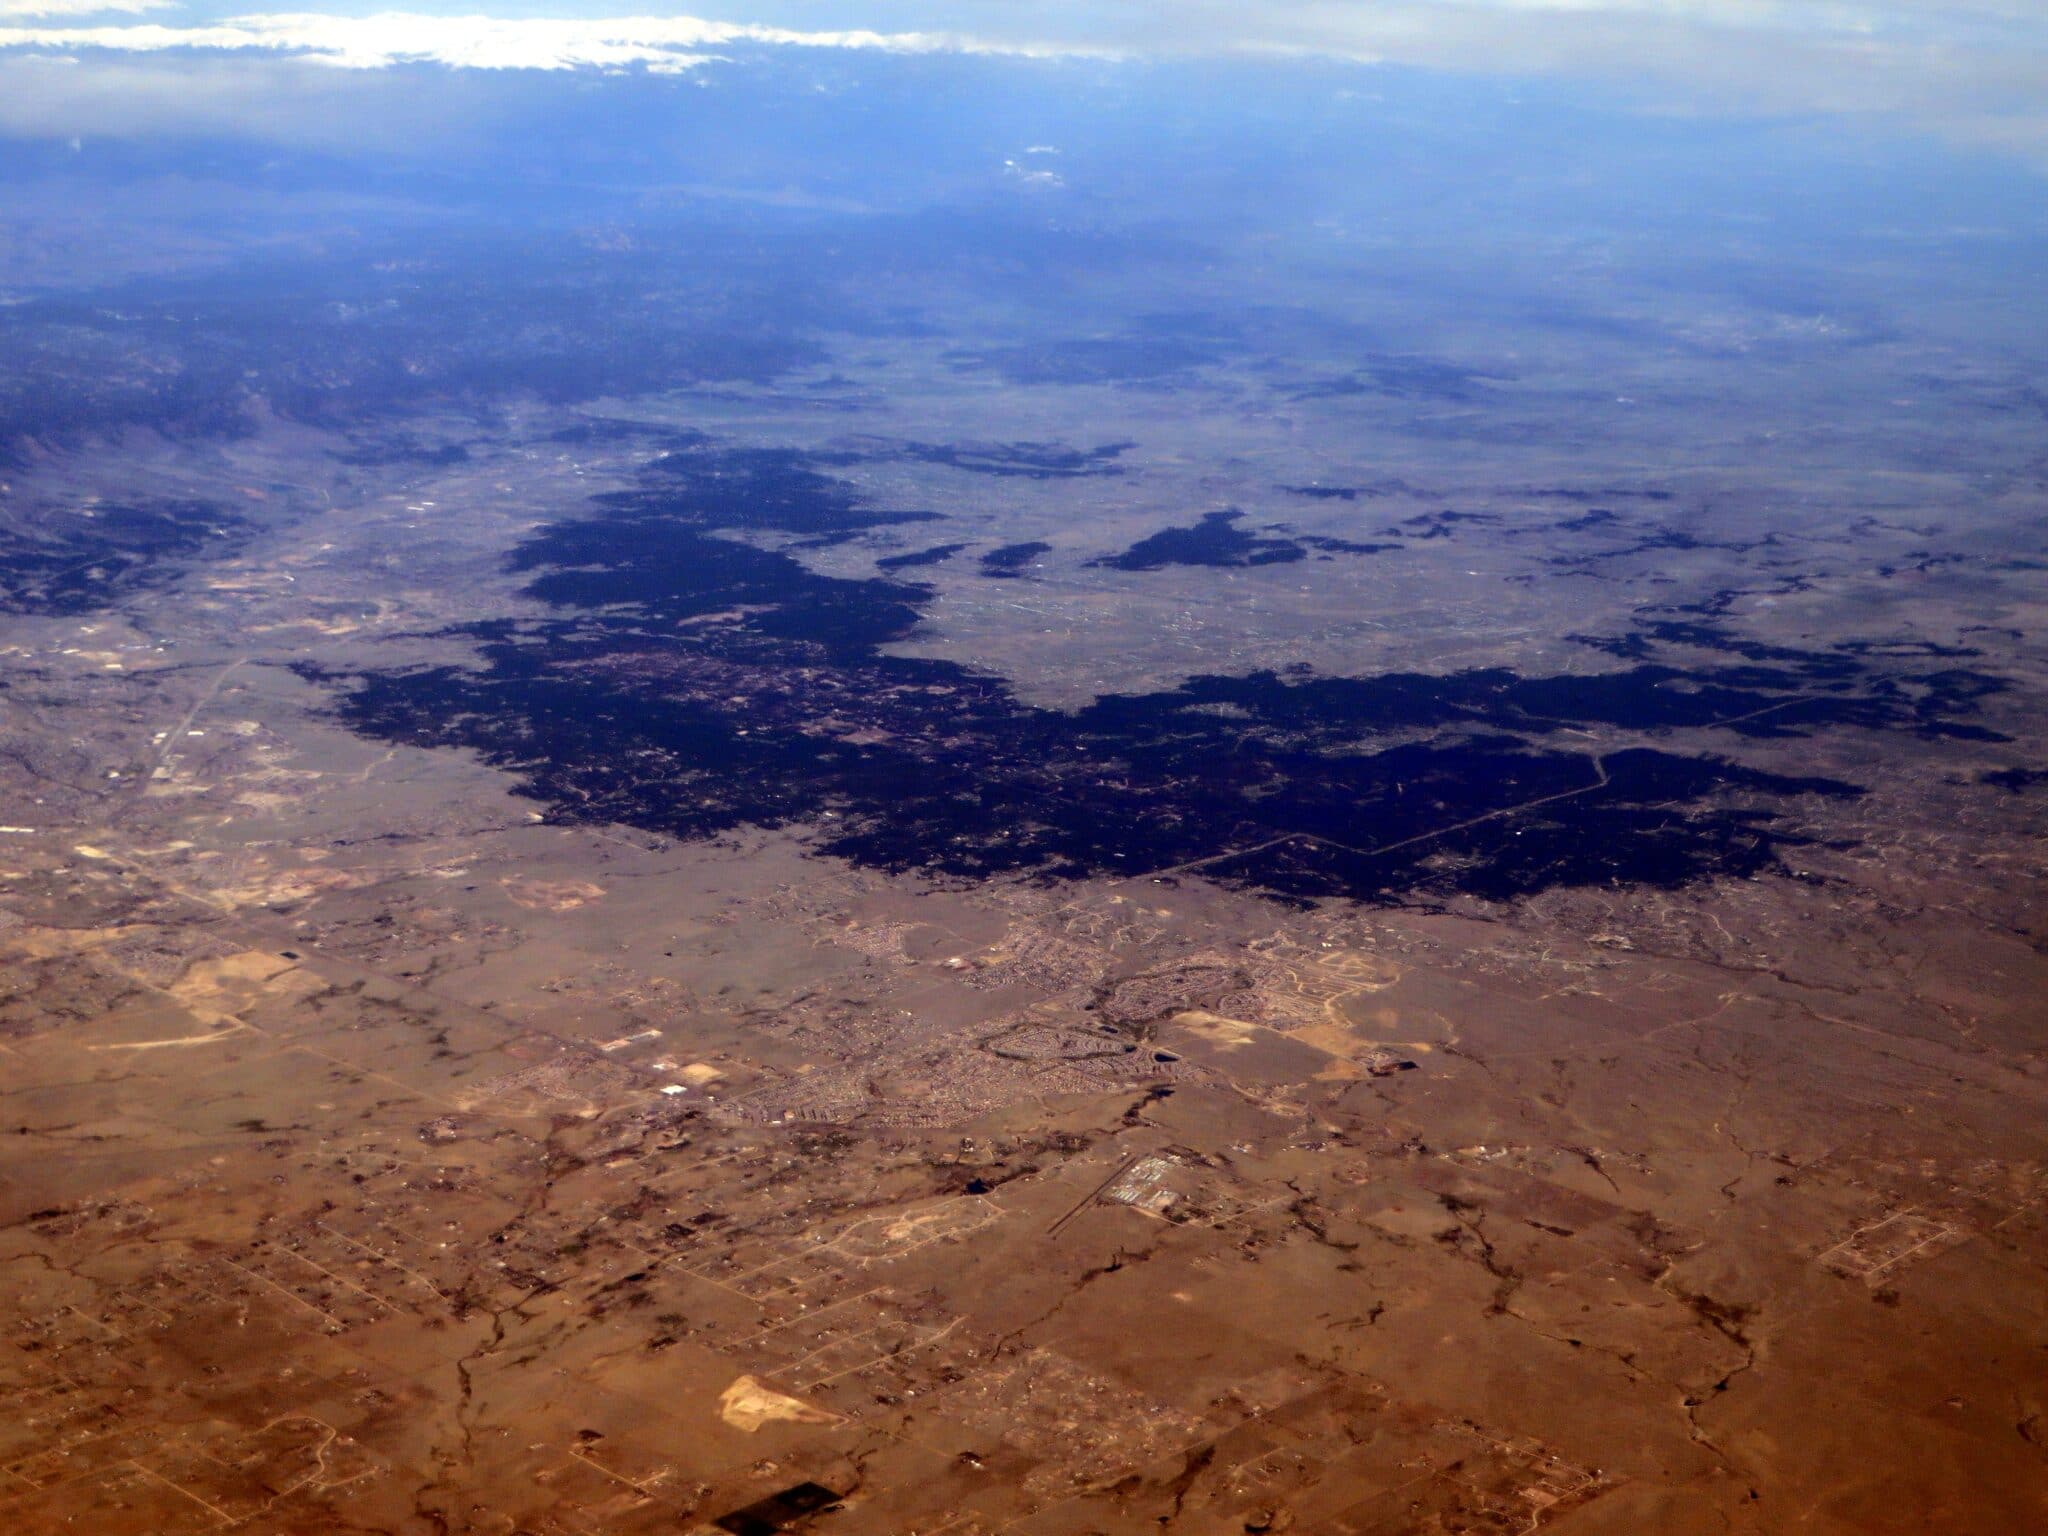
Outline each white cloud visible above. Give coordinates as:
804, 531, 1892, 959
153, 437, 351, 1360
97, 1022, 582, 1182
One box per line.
0, 4, 2043, 161
0, 0, 174, 15
1003, 156, 1063, 188
0, 11, 1110, 71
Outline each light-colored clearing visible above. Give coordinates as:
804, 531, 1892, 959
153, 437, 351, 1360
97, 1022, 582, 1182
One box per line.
718, 1375, 843, 1433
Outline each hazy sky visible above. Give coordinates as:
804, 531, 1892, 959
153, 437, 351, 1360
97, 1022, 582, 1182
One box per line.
2, 1, 2045, 164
